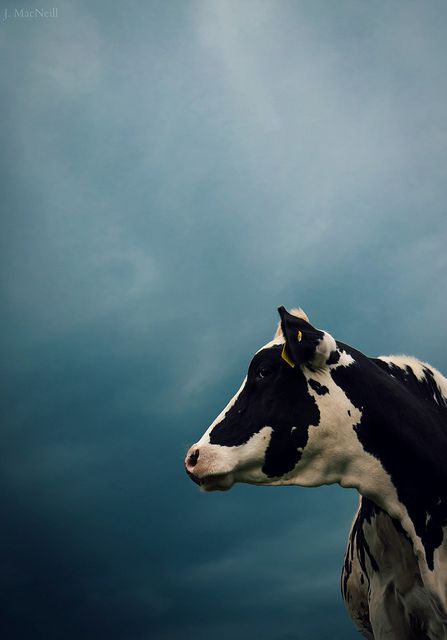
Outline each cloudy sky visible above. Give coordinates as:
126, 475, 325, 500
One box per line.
1, 1, 447, 638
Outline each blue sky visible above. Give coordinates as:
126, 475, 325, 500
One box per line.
1, 1, 447, 638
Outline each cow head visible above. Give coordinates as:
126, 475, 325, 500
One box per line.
185, 307, 353, 492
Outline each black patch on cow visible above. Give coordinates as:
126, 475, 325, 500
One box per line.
209, 345, 320, 478
332, 342, 447, 571
326, 349, 340, 365
351, 498, 380, 575
308, 379, 329, 396
341, 497, 379, 620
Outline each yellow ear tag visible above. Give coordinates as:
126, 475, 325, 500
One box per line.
297, 330, 302, 342
281, 344, 295, 368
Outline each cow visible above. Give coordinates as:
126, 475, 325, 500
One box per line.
184, 307, 447, 639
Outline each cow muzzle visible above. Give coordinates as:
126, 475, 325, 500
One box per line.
184, 444, 235, 492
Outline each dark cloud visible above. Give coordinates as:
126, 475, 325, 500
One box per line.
1, 1, 447, 638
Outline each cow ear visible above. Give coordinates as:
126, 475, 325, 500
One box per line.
277, 306, 337, 369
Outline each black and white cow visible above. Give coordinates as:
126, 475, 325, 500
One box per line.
185, 307, 447, 640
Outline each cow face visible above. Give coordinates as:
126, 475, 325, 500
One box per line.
185, 307, 342, 491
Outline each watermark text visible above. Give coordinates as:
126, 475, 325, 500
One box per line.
3, 7, 58, 21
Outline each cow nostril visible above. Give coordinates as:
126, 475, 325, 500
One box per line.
187, 449, 200, 468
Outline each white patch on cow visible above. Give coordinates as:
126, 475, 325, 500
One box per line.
194, 427, 274, 491
379, 354, 447, 406
328, 349, 355, 370
312, 331, 337, 369
232, 427, 273, 481
378, 354, 428, 381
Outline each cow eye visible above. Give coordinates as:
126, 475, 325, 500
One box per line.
257, 368, 272, 381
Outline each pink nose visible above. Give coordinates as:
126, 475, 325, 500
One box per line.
185, 446, 201, 484
186, 447, 200, 470
186, 448, 199, 469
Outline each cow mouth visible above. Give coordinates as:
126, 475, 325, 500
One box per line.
200, 473, 234, 492
186, 468, 234, 492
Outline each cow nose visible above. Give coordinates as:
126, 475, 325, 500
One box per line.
186, 448, 200, 469
185, 446, 202, 485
